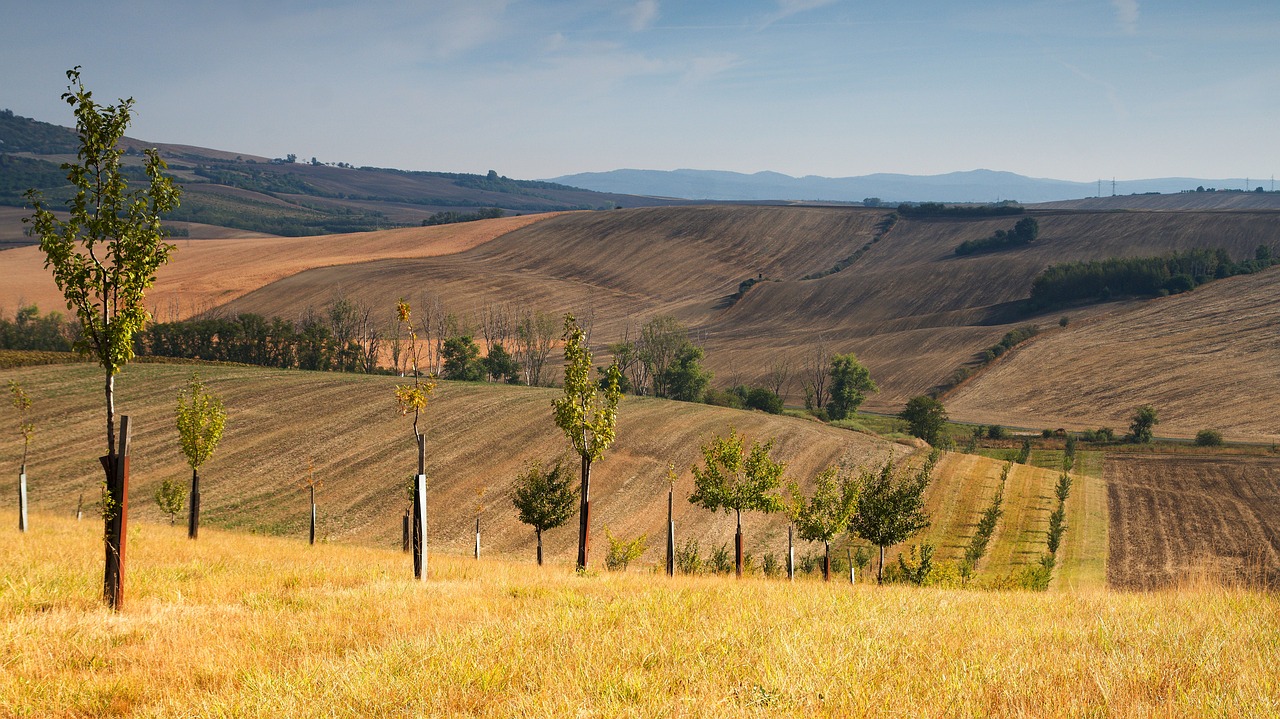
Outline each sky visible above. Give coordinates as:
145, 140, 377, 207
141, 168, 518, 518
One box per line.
3, 0, 1277, 182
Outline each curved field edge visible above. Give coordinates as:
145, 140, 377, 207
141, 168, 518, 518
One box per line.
2, 515, 1278, 718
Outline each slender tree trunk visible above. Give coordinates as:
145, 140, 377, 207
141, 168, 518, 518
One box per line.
309, 485, 316, 545
187, 468, 200, 539
474, 516, 481, 560
18, 465, 27, 533
402, 510, 410, 552
577, 455, 591, 571
735, 508, 743, 578
823, 540, 831, 582
666, 488, 675, 576
536, 527, 543, 566
878, 544, 886, 584
848, 547, 855, 584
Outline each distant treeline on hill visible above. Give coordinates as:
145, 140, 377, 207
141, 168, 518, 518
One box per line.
897, 202, 1025, 219
1029, 246, 1279, 309
955, 217, 1039, 256
137, 313, 381, 373
421, 207, 505, 226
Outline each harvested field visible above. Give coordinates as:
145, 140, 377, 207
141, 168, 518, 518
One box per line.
1105, 454, 1280, 590
0, 362, 904, 563
946, 267, 1280, 440
0, 212, 562, 320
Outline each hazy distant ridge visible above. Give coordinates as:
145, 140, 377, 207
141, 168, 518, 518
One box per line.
548, 168, 1266, 204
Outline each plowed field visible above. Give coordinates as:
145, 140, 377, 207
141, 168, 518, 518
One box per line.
1105, 454, 1280, 590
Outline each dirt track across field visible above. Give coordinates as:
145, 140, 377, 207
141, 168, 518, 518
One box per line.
1105, 454, 1280, 590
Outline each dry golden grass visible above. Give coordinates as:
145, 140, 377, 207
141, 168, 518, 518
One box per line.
2, 515, 1278, 718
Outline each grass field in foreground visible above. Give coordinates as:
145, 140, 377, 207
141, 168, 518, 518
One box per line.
3, 516, 1278, 718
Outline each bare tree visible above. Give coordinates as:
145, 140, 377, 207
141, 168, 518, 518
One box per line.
767, 356, 794, 400
515, 310, 558, 386
803, 336, 832, 413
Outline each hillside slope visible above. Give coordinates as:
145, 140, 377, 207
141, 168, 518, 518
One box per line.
210, 205, 1280, 423
945, 267, 1280, 440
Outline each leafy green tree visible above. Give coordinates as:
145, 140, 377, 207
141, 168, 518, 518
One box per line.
900, 395, 948, 445
787, 465, 859, 581
660, 343, 712, 402
442, 335, 484, 381
24, 67, 181, 610
153, 477, 186, 526
688, 429, 786, 577
1195, 429, 1224, 447
826, 353, 877, 420
848, 452, 938, 583
552, 313, 623, 570
394, 300, 436, 580
745, 387, 783, 414
511, 459, 578, 565
1128, 405, 1158, 444
175, 373, 226, 540
482, 341, 520, 383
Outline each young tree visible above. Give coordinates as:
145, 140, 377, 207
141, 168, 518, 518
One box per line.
153, 477, 186, 526
175, 372, 226, 540
511, 459, 579, 565
442, 335, 484, 381
9, 380, 34, 532
24, 67, 182, 611
826, 353, 877, 420
482, 342, 520, 383
394, 300, 437, 579
803, 337, 832, 415
900, 395, 948, 445
1128, 405, 1159, 444
640, 315, 687, 397
848, 452, 938, 583
688, 429, 786, 577
787, 465, 859, 581
660, 343, 712, 402
552, 313, 623, 570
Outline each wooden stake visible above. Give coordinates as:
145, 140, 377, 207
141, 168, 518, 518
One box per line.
103, 415, 131, 611
412, 433, 427, 580
187, 468, 200, 540
18, 466, 27, 533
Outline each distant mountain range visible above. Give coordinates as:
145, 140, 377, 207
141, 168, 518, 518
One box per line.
547, 168, 1271, 205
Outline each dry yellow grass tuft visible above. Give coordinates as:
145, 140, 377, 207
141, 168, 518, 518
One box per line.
2, 515, 1278, 717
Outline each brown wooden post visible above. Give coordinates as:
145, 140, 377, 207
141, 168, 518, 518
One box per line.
823, 541, 831, 582
412, 433, 427, 580
401, 510, 410, 552
665, 488, 675, 576
734, 509, 743, 578
187, 468, 200, 540
308, 484, 316, 545
787, 525, 794, 581
18, 465, 28, 532
103, 415, 131, 611
536, 527, 543, 566
576, 456, 591, 571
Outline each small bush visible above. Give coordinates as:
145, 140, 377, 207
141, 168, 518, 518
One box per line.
745, 387, 783, 414
703, 388, 744, 409
1195, 429, 1224, 447
987, 425, 1006, 440
709, 543, 733, 574
604, 527, 647, 571
761, 552, 782, 578
675, 538, 702, 575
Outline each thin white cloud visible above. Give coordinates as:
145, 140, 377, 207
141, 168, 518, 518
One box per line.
767, 0, 838, 25
1112, 0, 1139, 34
627, 0, 659, 31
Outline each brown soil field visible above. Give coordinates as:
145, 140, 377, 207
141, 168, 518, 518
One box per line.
0, 212, 562, 321
946, 267, 1280, 440
218, 206, 1280, 414
1105, 454, 1280, 590
0, 362, 911, 565
1034, 195, 1280, 211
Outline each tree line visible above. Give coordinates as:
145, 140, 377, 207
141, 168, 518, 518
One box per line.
954, 217, 1039, 256
1029, 245, 1278, 309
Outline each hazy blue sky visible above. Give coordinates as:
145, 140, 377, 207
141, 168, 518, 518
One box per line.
4, 1, 1277, 182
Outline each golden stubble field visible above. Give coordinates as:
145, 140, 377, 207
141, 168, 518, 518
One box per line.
2, 515, 1278, 718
